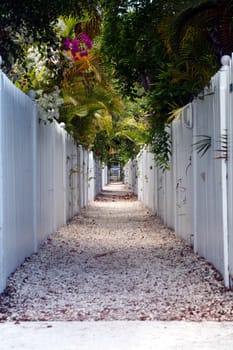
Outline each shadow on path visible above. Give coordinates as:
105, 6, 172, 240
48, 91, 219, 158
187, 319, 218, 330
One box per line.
0, 184, 233, 324
96, 182, 137, 201
1, 183, 233, 348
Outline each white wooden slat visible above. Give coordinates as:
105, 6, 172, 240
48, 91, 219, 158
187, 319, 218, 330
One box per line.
172, 105, 193, 244
0, 73, 35, 291
226, 55, 233, 287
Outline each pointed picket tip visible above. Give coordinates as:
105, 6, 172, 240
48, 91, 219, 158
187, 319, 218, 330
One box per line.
221, 55, 231, 67
27, 90, 36, 100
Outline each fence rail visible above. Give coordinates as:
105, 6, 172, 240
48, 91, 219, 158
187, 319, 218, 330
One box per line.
0, 69, 101, 292
125, 54, 233, 288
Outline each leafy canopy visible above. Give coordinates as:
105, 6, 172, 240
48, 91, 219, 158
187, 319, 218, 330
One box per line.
100, 0, 227, 167
3, 0, 231, 168
0, 0, 99, 70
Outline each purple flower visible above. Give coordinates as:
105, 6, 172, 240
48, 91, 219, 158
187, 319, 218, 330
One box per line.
71, 39, 80, 56
79, 33, 89, 41
80, 49, 88, 57
63, 34, 92, 61
79, 33, 92, 49
63, 38, 72, 51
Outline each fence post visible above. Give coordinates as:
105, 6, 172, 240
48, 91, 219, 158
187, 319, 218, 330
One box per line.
83, 149, 88, 206
0, 58, 4, 292
220, 55, 230, 287
60, 122, 67, 225
79, 146, 84, 208
226, 54, 233, 288
28, 91, 38, 252
192, 99, 198, 254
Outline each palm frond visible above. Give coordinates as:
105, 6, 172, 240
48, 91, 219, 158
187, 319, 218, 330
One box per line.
192, 135, 211, 157
168, 106, 186, 123
215, 132, 228, 160
57, 16, 79, 38
170, 0, 218, 51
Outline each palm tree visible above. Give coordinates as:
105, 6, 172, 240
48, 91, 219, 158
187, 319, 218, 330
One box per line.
59, 12, 150, 161
156, 0, 233, 105
60, 50, 124, 148
170, 0, 233, 59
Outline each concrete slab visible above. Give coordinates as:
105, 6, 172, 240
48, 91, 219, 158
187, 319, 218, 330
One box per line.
0, 321, 233, 350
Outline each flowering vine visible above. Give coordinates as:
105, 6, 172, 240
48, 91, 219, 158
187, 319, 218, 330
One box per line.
11, 23, 95, 127
63, 33, 92, 61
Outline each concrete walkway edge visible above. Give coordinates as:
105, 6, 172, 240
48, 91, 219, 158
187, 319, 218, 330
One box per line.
0, 321, 233, 350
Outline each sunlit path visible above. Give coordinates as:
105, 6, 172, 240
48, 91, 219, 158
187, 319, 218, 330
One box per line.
1, 183, 233, 322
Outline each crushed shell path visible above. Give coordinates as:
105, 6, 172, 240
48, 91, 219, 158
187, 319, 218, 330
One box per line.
1, 185, 233, 321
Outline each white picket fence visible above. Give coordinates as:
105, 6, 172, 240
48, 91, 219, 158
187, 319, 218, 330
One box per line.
125, 55, 233, 288
0, 68, 101, 292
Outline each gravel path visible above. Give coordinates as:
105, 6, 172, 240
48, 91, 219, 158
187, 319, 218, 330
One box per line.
1, 185, 233, 322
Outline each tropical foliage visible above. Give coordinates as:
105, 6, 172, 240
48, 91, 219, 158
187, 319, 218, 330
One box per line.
100, 0, 232, 167
0, 0, 98, 71
169, 0, 233, 59
2, 0, 233, 168
57, 17, 149, 161
3, 9, 148, 165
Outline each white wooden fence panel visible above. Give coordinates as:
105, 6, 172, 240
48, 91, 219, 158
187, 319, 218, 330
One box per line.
143, 150, 149, 208
136, 149, 155, 210
163, 166, 175, 229
123, 161, 129, 186
147, 152, 156, 212
53, 122, 66, 229
96, 159, 103, 196
126, 159, 138, 194
133, 148, 174, 228
78, 146, 84, 208
0, 70, 101, 292
102, 165, 108, 188
225, 56, 233, 287
131, 57, 233, 286
142, 150, 148, 204
157, 168, 165, 220
131, 159, 138, 195
88, 152, 95, 202
83, 148, 88, 207
151, 164, 158, 214
37, 121, 55, 245
0, 71, 3, 289
193, 92, 218, 261
65, 136, 80, 221
193, 71, 228, 282
137, 151, 143, 202
172, 105, 193, 243
94, 157, 101, 198
0, 73, 35, 288
123, 160, 134, 191
141, 152, 147, 202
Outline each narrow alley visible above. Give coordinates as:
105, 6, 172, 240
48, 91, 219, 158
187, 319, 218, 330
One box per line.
1, 183, 233, 323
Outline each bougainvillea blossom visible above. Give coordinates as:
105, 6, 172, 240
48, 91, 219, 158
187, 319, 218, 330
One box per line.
63, 33, 92, 61
79, 33, 92, 49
